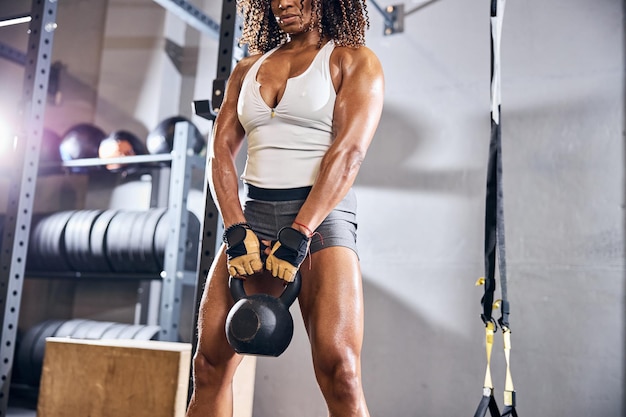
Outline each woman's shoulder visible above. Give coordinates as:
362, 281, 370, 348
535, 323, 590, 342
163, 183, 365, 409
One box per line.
228, 53, 264, 86
234, 53, 264, 73
331, 44, 381, 67
330, 44, 383, 79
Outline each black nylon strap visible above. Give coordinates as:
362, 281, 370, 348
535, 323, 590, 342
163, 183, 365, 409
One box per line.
501, 406, 519, 417
482, 0, 509, 329
495, 113, 509, 328
482, 119, 499, 325
474, 393, 501, 417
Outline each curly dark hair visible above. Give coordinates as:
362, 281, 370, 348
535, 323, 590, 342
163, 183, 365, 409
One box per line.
238, 0, 370, 54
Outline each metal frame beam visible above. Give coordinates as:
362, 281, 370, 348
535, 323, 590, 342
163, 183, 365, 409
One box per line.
370, 0, 444, 35
211, 0, 244, 113
0, 0, 57, 412
0, 13, 31, 28
158, 121, 195, 342
152, 0, 220, 39
0, 42, 26, 66
188, 0, 243, 399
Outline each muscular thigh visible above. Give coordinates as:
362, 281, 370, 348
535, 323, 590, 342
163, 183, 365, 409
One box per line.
196, 246, 239, 364
298, 246, 365, 358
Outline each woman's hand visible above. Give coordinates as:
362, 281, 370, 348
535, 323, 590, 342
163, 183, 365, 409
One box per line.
223, 224, 264, 277
264, 227, 310, 282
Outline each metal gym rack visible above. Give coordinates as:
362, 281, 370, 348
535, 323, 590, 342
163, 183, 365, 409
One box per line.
0, 0, 228, 413
47, 122, 210, 342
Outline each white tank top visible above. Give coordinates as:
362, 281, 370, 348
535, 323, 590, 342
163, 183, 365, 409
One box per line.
237, 41, 336, 189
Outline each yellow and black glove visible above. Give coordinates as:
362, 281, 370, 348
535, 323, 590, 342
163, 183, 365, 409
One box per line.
223, 223, 263, 277
266, 226, 310, 282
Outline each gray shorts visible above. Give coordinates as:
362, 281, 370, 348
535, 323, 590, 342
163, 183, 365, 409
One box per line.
243, 186, 358, 255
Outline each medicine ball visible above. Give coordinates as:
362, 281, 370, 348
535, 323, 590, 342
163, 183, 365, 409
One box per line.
59, 123, 107, 161
146, 116, 205, 155
99, 130, 148, 172
40, 128, 63, 162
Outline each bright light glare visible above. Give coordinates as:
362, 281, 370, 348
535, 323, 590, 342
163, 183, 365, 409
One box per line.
0, 120, 16, 160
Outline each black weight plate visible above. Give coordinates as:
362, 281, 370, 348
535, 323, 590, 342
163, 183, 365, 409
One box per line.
90, 210, 118, 272
153, 210, 171, 270
30, 319, 65, 386
116, 324, 145, 340
84, 321, 117, 340
38, 215, 53, 268
27, 215, 47, 270
62, 210, 80, 268
54, 319, 90, 337
118, 211, 143, 272
13, 329, 27, 384
129, 211, 152, 272
33, 215, 54, 270
40, 214, 59, 269
100, 323, 129, 339
103, 211, 124, 271
43, 211, 74, 271
185, 211, 201, 271
16, 321, 47, 386
75, 210, 105, 271
142, 208, 166, 273
16, 320, 62, 386
50, 210, 76, 271
69, 319, 98, 339
154, 210, 201, 271
64, 210, 103, 272
133, 325, 161, 341
106, 211, 134, 272
38, 214, 58, 269
64, 210, 90, 271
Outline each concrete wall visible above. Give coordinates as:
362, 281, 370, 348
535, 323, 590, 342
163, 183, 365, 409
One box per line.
0, 0, 623, 416
213, 1, 625, 416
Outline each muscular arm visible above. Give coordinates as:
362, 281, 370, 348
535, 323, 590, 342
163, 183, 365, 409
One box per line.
208, 56, 260, 227
293, 46, 384, 234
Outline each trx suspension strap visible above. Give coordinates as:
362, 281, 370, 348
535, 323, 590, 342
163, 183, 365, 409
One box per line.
474, 0, 518, 416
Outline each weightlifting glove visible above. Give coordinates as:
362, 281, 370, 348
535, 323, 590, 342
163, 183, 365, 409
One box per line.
266, 226, 311, 282
223, 223, 263, 277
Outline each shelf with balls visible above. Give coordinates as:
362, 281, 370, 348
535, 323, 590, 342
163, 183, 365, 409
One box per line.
38, 116, 206, 176
22, 116, 212, 344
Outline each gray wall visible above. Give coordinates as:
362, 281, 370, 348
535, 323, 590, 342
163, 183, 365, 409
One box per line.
0, 0, 623, 416
257, 1, 625, 416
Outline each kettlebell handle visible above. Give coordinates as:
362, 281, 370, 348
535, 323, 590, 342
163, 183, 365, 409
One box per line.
229, 272, 301, 307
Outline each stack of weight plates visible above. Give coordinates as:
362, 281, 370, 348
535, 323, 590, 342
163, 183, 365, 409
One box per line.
14, 319, 161, 387
26, 209, 200, 273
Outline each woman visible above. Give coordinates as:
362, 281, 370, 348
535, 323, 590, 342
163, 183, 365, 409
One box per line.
187, 0, 384, 415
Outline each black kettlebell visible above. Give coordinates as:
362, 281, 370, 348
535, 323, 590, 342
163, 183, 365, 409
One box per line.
225, 272, 301, 357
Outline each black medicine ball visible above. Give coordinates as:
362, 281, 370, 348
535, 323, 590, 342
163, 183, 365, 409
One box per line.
146, 116, 205, 155
59, 123, 107, 161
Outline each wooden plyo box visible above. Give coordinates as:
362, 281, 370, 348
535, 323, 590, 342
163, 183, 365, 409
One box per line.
37, 337, 192, 417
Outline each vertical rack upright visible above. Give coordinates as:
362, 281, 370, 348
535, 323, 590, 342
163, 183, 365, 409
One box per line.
0, 0, 57, 413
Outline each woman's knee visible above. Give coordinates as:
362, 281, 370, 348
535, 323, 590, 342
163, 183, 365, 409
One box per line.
192, 348, 239, 388
314, 348, 363, 401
